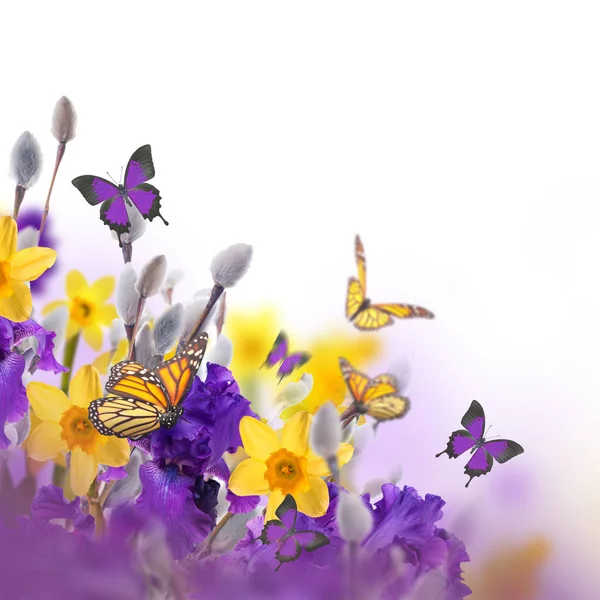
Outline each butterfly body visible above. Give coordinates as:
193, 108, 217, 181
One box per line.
88, 333, 208, 440
347, 235, 435, 330
339, 357, 410, 423
436, 400, 524, 488
72, 145, 168, 240
262, 331, 311, 383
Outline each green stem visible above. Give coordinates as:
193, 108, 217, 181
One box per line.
53, 332, 80, 486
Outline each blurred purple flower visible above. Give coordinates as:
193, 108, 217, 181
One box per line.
16, 208, 58, 295
0, 317, 65, 448
98, 465, 128, 483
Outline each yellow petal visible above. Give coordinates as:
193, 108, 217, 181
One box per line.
239, 416, 280, 460
280, 411, 311, 456
113, 338, 128, 363
69, 365, 102, 408
89, 276, 115, 303
228, 458, 269, 495
0, 281, 32, 322
308, 443, 355, 476
280, 399, 309, 421
8, 247, 56, 282
92, 351, 111, 375
27, 423, 67, 461
0, 217, 17, 260
66, 270, 88, 299
66, 319, 82, 340
265, 490, 285, 521
95, 303, 118, 326
294, 475, 329, 517
95, 437, 130, 467
69, 448, 98, 497
27, 382, 70, 423
82, 323, 104, 351
42, 299, 68, 316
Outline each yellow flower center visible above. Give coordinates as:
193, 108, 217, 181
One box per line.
70, 297, 95, 326
0, 261, 14, 298
59, 406, 98, 452
264, 448, 310, 495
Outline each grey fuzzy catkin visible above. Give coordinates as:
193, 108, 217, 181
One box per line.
336, 493, 374, 543
10, 131, 42, 188
134, 323, 157, 367
17, 226, 40, 250
153, 303, 184, 354
310, 402, 342, 460
116, 265, 139, 325
181, 295, 220, 341
210, 243, 253, 288
51, 96, 77, 143
136, 255, 167, 298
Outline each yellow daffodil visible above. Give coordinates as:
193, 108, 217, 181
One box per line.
26, 364, 129, 496
0, 216, 56, 322
92, 338, 129, 375
280, 327, 382, 419
43, 270, 117, 351
229, 411, 354, 520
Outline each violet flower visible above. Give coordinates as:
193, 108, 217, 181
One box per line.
0, 317, 66, 448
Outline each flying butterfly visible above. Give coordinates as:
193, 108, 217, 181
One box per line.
88, 333, 209, 440
346, 234, 435, 330
436, 400, 524, 488
259, 494, 330, 571
72, 144, 168, 241
262, 330, 311, 383
339, 357, 410, 423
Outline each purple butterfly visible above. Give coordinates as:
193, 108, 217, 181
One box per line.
259, 494, 330, 571
72, 145, 168, 240
436, 400, 524, 488
262, 330, 311, 383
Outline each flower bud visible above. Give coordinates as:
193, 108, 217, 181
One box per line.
153, 303, 184, 355
136, 255, 167, 298
336, 492, 373, 543
210, 243, 252, 288
206, 334, 233, 367
182, 295, 220, 341
110, 318, 125, 349
111, 202, 147, 245
51, 96, 77, 143
135, 323, 157, 367
161, 269, 185, 303
10, 131, 42, 189
116, 265, 139, 325
310, 402, 342, 460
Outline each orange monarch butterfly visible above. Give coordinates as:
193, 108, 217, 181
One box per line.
339, 357, 410, 423
88, 333, 209, 440
346, 234, 435, 330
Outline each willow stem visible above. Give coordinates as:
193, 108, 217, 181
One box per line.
182, 283, 224, 349
348, 541, 358, 600
53, 331, 80, 486
99, 480, 116, 507
87, 478, 106, 536
12, 185, 26, 219
127, 295, 147, 361
38, 142, 66, 239
197, 511, 233, 559
216, 291, 226, 336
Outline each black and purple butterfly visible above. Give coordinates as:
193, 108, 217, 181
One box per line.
436, 400, 524, 488
262, 330, 311, 383
72, 145, 168, 241
259, 494, 330, 571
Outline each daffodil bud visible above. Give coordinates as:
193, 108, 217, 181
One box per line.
153, 303, 184, 355
210, 243, 253, 288
136, 255, 167, 298
310, 402, 342, 461
336, 493, 373, 544
10, 131, 42, 189
51, 96, 77, 143
116, 265, 139, 325
17, 226, 40, 250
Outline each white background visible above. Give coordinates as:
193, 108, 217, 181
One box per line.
1, 2, 599, 596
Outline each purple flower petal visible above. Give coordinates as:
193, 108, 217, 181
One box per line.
98, 466, 128, 483
226, 489, 260, 514
11, 318, 67, 374
0, 352, 26, 448
137, 460, 215, 559
30, 485, 95, 535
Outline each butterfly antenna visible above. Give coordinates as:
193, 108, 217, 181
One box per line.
106, 171, 119, 185
484, 424, 493, 438
119, 166, 123, 185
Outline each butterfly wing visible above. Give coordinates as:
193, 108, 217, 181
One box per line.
351, 304, 395, 331
262, 331, 289, 369
463, 446, 494, 488
339, 357, 371, 405
259, 520, 289, 545
435, 429, 477, 459
365, 394, 410, 422
461, 400, 486, 440
292, 531, 330, 553
153, 333, 209, 407
362, 376, 398, 403
88, 396, 162, 440
482, 439, 524, 464
106, 361, 170, 410
372, 303, 435, 320
355, 234, 367, 291
276, 352, 311, 383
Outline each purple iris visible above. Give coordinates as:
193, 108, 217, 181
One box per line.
0, 317, 66, 448
15, 208, 58, 295
134, 363, 257, 559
